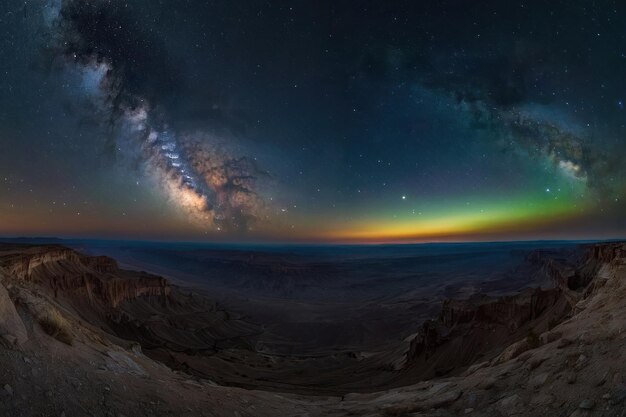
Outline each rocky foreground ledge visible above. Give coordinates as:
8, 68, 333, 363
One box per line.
0, 242, 625, 416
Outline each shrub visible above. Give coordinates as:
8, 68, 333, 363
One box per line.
37, 307, 73, 346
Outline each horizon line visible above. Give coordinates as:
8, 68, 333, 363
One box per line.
0, 234, 624, 247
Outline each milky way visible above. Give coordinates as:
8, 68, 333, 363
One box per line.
1, 0, 625, 241
47, 0, 270, 232
435, 88, 621, 201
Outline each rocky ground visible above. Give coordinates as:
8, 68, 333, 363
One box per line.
0, 242, 625, 416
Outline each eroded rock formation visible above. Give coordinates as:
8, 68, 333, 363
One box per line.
404, 244, 615, 379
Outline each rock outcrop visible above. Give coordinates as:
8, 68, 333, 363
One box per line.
403, 245, 611, 379
405, 285, 570, 379
0, 243, 262, 389
0, 282, 27, 347
0, 245, 170, 308
330, 242, 626, 417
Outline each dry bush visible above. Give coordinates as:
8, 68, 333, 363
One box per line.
37, 307, 73, 345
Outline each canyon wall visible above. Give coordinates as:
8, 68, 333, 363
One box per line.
0, 245, 170, 308
404, 243, 622, 378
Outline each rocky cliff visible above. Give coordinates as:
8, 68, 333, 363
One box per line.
0, 243, 263, 389
0, 244, 170, 308
404, 244, 612, 379
1, 241, 625, 417
330, 242, 626, 417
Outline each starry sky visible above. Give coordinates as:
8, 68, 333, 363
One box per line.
0, 0, 625, 243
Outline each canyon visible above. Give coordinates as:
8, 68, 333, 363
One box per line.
0, 241, 625, 416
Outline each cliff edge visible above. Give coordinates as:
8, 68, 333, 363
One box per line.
0, 241, 624, 417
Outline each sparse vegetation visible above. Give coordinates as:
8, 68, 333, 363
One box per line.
37, 307, 73, 346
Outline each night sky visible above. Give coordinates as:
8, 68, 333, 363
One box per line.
1, 0, 625, 242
